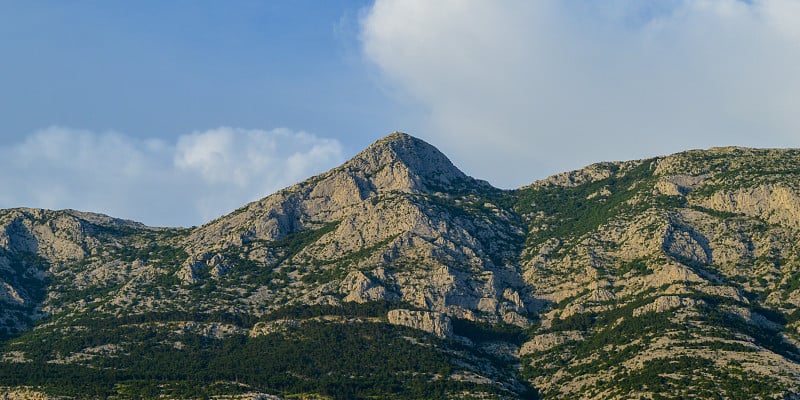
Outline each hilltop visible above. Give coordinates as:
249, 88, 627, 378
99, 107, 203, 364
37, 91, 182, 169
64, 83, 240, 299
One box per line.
1, 133, 799, 399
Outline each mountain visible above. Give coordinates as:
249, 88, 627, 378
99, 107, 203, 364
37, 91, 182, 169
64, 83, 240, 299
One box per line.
1, 133, 800, 399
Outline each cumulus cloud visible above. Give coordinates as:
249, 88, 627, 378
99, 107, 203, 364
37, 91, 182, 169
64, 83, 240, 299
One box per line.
361, 0, 800, 187
0, 126, 344, 227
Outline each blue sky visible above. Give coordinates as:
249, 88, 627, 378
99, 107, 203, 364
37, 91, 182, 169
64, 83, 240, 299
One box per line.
0, 1, 397, 147
2, 1, 799, 226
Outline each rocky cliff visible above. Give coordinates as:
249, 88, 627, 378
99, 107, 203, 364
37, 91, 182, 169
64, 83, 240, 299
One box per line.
1, 135, 799, 399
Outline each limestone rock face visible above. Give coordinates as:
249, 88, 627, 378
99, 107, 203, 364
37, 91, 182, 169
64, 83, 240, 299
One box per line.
387, 309, 453, 338
172, 321, 245, 339
631, 296, 699, 317
342, 131, 476, 193
185, 132, 489, 252
698, 184, 800, 229
249, 319, 302, 337
520, 331, 584, 355
340, 270, 390, 303
0, 208, 167, 335
663, 223, 712, 265
0, 282, 25, 305
527, 162, 618, 188
168, 132, 528, 323
0, 387, 55, 399
653, 174, 708, 197
2, 135, 800, 399
516, 147, 800, 398
0, 209, 87, 262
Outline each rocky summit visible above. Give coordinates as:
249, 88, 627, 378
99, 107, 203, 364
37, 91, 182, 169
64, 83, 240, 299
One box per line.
2, 132, 800, 399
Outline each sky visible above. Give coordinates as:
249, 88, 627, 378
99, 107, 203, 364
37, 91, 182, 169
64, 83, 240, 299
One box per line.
1, 0, 799, 227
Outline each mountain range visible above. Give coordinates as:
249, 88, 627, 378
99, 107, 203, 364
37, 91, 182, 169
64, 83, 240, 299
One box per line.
2, 132, 800, 399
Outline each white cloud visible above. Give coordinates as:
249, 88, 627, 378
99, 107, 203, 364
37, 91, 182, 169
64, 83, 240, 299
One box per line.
0, 126, 344, 227
361, 0, 800, 187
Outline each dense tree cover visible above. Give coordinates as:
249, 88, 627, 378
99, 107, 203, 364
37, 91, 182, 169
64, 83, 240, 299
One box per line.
259, 301, 409, 322
65, 309, 262, 329
0, 250, 50, 338
0, 310, 536, 399
549, 312, 596, 332
522, 288, 800, 399
451, 318, 527, 345
514, 161, 660, 250
698, 305, 799, 362
617, 258, 652, 276
210, 221, 342, 288
607, 356, 782, 399
0, 251, 48, 303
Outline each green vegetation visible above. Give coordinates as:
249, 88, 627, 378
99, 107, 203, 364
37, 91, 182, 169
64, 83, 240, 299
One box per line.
222, 221, 340, 288
0, 311, 536, 399
617, 257, 652, 276
685, 148, 800, 197
689, 205, 742, 219
6, 146, 800, 399
549, 312, 595, 332
0, 251, 49, 304
268, 221, 340, 262
697, 304, 798, 361
327, 233, 400, 268
52, 283, 124, 306
608, 355, 781, 399
114, 242, 187, 265
515, 161, 660, 252
451, 318, 527, 345
780, 270, 800, 295
421, 192, 525, 268
259, 301, 407, 322
0, 250, 50, 337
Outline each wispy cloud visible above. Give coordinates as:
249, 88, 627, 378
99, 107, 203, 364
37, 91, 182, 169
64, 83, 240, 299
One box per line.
0, 126, 344, 227
361, 0, 800, 187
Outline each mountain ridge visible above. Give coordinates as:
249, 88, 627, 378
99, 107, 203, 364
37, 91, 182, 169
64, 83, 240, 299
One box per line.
2, 132, 800, 399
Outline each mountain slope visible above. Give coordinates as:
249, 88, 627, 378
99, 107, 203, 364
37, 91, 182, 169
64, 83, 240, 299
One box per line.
516, 147, 800, 398
174, 131, 529, 324
1, 135, 800, 399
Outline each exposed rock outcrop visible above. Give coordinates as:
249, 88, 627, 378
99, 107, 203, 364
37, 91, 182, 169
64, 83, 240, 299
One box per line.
2, 135, 800, 399
340, 270, 389, 303
698, 184, 800, 229
631, 296, 699, 317
387, 309, 453, 338
520, 331, 584, 355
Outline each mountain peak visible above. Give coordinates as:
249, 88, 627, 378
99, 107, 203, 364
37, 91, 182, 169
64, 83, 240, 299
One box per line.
363, 131, 441, 160
379, 130, 414, 142
344, 132, 476, 193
